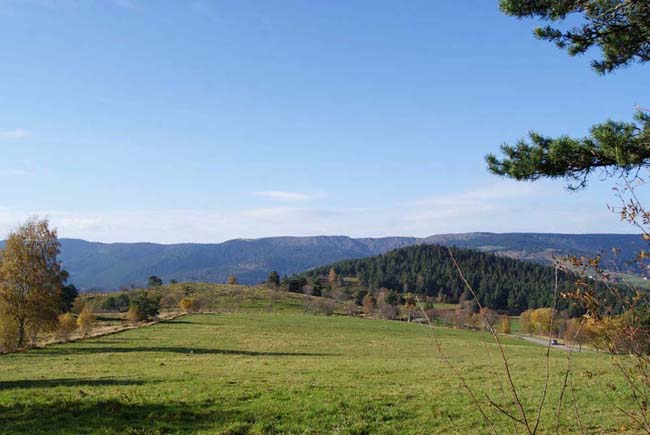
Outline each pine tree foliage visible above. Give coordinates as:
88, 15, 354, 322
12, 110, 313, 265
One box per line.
500, 0, 650, 74
488, 1, 650, 187
486, 111, 650, 189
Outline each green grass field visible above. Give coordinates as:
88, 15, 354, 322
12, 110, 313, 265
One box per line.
0, 292, 635, 434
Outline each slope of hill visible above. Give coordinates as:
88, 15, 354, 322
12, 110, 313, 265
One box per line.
83, 282, 340, 315
49, 233, 643, 290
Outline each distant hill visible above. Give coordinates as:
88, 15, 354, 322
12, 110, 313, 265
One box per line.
300, 244, 591, 314
421, 232, 646, 267
43, 233, 644, 290
56, 236, 416, 290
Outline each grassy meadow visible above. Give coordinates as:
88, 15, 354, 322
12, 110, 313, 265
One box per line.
0, 288, 636, 434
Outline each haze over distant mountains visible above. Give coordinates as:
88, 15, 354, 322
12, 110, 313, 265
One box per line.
53, 233, 645, 290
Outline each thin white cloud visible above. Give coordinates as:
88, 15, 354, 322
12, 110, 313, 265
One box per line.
242, 207, 301, 218
401, 181, 542, 227
254, 191, 316, 202
0, 129, 30, 139
406, 181, 541, 208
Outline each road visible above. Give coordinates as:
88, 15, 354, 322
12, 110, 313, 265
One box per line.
513, 335, 579, 352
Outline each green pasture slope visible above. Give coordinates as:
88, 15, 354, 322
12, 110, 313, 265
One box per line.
0, 292, 633, 434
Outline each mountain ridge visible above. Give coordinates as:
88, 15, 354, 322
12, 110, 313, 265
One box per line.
41, 232, 645, 290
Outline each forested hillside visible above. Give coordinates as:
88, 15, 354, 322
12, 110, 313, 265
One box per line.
302, 244, 594, 313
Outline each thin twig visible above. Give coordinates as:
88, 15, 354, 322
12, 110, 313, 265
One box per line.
484, 341, 520, 435
487, 395, 528, 426
532, 266, 560, 434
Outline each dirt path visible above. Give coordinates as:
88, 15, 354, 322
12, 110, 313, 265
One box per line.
7, 311, 187, 354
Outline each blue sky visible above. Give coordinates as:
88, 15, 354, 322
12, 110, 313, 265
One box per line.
0, 0, 648, 242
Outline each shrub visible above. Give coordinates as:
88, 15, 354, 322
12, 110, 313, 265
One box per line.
101, 293, 130, 312
126, 306, 145, 323
380, 303, 398, 320
362, 294, 374, 316
77, 306, 96, 336
56, 313, 77, 342
179, 297, 199, 313
500, 315, 512, 334
530, 308, 555, 334
520, 309, 535, 334
305, 299, 337, 316
115, 293, 131, 312
128, 291, 161, 320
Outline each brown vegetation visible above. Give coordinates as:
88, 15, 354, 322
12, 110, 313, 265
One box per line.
126, 306, 145, 323
76, 305, 97, 336
179, 297, 200, 313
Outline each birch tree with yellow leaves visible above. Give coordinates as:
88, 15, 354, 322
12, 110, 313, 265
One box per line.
0, 218, 64, 348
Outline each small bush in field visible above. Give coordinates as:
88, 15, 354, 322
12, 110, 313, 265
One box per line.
179, 297, 199, 313
379, 303, 398, 320
77, 306, 97, 336
500, 315, 511, 334
57, 313, 77, 342
127, 306, 145, 323
305, 299, 336, 316
129, 291, 161, 320
362, 294, 375, 317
